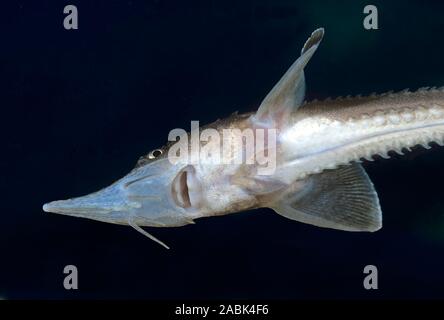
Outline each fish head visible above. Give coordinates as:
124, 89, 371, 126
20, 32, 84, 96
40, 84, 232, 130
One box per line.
42, 132, 262, 230
43, 145, 199, 228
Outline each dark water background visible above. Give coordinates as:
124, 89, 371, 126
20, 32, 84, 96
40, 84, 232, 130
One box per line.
3, 0, 444, 299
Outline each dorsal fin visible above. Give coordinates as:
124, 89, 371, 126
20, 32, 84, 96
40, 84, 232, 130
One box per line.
252, 28, 324, 128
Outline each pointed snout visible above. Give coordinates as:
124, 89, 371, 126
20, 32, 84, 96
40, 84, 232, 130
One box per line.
42, 159, 192, 227
42, 181, 140, 224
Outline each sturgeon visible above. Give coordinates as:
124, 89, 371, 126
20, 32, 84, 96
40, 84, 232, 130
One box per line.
43, 29, 444, 248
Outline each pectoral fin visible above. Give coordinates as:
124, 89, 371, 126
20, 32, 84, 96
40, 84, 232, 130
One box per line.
252, 28, 324, 127
270, 164, 382, 232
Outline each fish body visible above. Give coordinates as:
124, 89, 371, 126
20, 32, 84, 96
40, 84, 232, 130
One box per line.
43, 29, 444, 248
283, 88, 444, 180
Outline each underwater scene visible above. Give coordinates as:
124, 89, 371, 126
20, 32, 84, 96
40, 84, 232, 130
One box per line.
3, 0, 444, 306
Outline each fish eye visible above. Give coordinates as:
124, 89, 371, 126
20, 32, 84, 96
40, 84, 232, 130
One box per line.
148, 149, 163, 159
